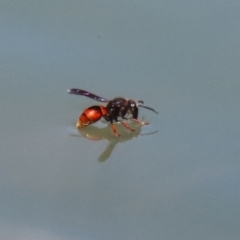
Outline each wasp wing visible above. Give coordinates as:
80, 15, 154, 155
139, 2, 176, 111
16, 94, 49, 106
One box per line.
68, 88, 108, 102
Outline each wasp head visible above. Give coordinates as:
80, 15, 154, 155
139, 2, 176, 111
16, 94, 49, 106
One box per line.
127, 100, 138, 119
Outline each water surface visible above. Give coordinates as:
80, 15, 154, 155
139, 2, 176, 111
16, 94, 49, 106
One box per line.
1, 1, 240, 240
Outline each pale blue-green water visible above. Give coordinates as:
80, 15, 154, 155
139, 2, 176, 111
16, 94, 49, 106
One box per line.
1, 1, 240, 240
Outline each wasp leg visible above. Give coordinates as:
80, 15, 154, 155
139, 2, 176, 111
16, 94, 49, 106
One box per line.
121, 121, 135, 132
132, 118, 149, 125
111, 123, 120, 137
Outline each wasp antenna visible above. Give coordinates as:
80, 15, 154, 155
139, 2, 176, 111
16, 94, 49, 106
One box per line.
137, 100, 144, 104
138, 105, 158, 114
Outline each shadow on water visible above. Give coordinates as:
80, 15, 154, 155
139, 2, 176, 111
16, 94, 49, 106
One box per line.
70, 122, 158, 162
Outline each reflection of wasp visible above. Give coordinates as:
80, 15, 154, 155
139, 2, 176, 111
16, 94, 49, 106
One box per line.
71, 122, 158, 162
68, 88, 158, 136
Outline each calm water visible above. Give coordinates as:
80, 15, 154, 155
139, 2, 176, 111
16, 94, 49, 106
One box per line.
1, 1, 240, 240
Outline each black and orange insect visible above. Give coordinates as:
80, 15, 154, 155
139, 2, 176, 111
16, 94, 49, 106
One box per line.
68, 88, 158, 136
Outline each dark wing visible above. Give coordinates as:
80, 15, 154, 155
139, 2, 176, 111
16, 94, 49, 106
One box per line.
68, 88, 108, 102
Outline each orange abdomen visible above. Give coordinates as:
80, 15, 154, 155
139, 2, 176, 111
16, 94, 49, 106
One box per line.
76, 106, 107, 128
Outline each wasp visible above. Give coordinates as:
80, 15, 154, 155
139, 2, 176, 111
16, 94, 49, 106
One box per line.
68, 88, 158, 137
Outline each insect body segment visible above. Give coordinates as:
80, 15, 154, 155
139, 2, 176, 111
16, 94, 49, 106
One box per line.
76, 105, 107, 128
68, 88, 158, 137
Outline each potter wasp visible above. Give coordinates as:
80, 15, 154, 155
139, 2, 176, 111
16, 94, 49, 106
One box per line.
68, 88, 158, 137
